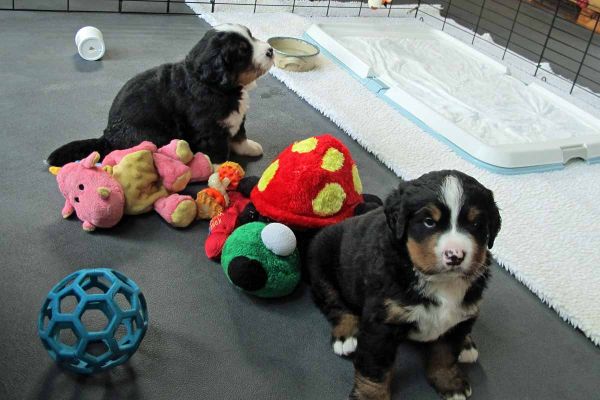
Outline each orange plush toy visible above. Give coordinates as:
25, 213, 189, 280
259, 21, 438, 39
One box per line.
195, 162, 245, 220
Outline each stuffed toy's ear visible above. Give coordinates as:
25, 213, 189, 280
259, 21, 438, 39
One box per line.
81, 152, 100, 168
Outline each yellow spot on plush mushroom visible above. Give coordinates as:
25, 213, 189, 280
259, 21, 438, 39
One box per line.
321, 147, 345, 172
352, 164, 363, 194
291, 137, 318, 153
257, 159, 279, 192
312, 183, 347, 216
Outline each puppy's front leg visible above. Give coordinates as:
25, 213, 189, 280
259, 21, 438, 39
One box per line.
350, 319, 398, 400
425, 320, 476, 400
229, 119, 263, 157
457, 334, 478, 364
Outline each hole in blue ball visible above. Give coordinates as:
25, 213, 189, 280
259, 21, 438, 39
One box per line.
114, 290, 133, 312
43, 315, 51, 331
59, 293, 80, 314
81, 275, 111, 295
86, 340, 108, 358
81, 307, 110, 333
57, 327, 79, 349
41, 299, 52, 331
112, 270, 131, 286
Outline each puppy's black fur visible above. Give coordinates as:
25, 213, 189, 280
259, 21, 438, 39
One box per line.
48, 27, 268, 166
307, 170, 501, 400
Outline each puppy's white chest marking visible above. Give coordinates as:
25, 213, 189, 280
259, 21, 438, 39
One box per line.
221, 84, 253, 136
406, 279, 478, 342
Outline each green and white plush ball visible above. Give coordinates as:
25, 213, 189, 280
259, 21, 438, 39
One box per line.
221, 222, 301, 298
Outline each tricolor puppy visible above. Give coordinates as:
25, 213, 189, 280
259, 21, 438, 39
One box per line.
307, 170, 501, 400
47, 24, 274, 166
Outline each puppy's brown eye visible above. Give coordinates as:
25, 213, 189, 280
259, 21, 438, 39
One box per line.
423, 217, 436, 228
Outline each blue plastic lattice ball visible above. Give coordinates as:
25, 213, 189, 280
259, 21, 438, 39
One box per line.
38, 268, 148, 374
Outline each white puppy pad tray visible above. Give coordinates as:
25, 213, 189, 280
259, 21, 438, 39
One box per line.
306, 22, 600, 173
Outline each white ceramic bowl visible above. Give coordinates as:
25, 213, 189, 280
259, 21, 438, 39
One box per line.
267, 37, 320, 72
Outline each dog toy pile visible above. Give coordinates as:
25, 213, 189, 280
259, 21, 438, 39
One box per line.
211, 135, 382, 298
56, 140, 212, 231
38, 268, 148, 374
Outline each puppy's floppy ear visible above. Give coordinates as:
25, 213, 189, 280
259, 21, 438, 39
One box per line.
384, 181, 409, 241
484, 188, 501, 249
186, 30, 238, 88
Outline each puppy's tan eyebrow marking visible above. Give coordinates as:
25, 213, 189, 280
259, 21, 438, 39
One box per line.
467, 207, 481, 222
416, 204, 442, 222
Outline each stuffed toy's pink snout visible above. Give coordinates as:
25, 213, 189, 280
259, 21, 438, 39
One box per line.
57, 152, 125, 231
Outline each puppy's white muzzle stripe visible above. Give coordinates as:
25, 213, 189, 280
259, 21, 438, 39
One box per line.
437, 175, 473, 270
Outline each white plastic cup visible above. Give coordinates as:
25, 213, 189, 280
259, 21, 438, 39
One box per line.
75, 26, 105, 61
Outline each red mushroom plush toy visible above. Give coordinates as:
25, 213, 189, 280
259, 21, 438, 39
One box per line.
249, 135, 365, 229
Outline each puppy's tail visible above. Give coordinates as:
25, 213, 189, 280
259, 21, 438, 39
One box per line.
47, 137, 111, 166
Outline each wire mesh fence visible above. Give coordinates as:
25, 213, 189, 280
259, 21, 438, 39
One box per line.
3, 0, 600, 103
415, 0, 600, 100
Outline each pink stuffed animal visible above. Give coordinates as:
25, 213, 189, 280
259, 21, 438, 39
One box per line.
57, 140, 213, 231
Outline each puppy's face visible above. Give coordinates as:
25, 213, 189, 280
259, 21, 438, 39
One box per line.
187, 24, 273, 88
385, 171, 501, 278
215, 24, 274, 84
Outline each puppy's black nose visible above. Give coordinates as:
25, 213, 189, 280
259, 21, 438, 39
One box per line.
266, 47, 274, 58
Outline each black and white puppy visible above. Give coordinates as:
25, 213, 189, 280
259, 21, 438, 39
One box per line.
47, 24, 274, 166
307, 170, 501, 400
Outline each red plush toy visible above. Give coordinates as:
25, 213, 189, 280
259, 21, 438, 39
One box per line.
250, 134, 364, 229
204, 192, 251, 259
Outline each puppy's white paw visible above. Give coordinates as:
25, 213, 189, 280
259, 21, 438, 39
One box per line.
342, 337, 357, 355
231, 139, 263, 157
333, 336, 357, 357
458, 347, 478, 364
333, 340, 343, 356
444, 393, 466, 400
444, 386, 472, 400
